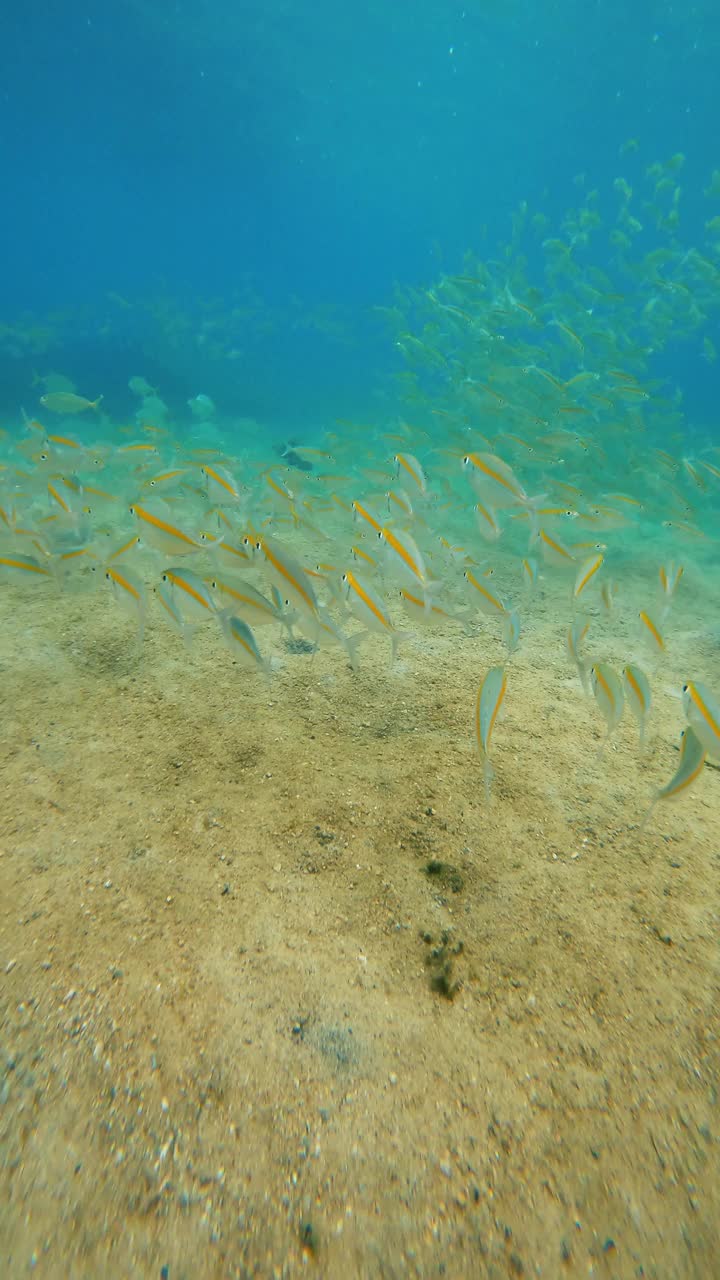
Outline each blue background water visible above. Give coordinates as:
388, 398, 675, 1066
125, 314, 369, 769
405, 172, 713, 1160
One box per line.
3, 1, 719, 430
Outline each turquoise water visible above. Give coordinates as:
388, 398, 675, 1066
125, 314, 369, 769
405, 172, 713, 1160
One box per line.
2, 5, 720, 1276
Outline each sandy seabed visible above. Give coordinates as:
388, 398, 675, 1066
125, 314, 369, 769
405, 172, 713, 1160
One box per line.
1, 559, 719, 1280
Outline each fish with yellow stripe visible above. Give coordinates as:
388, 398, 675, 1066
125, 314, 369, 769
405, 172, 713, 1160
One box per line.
475, 666, 508, 801
201, 463, 242, 506
341, 569, 400, 663
209, 577, 288, 631
247, 534, 321, 637
217, 611, 271, 677
394, 452, 428, 496
398, 587, 466, 629
463, 569, 506, 620
462, 451, 529, 509
566, 618, 590, 691
622, 664, 652, 748
104, 564, 147, 640
573, 552, 604, 601
638, 608, 665, 654
641, 726, 707, 831
682, 681, 720, 758
590, 663, 624, 756
377, 525, 431, 597
0, 552, 54, 580
161, 567, 217, 622
129, 499, 205, 556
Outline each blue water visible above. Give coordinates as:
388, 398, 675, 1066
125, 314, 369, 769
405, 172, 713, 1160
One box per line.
3, 16, 720, 1272
2, 1, 719, 429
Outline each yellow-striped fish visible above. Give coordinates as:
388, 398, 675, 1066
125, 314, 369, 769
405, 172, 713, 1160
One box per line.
474, 502, 502, 542
399, 587, 461, 627
386, 487, 415, 519
590, 663, 624, 754
351, 543, 379, 571
521, 556, 540, 593
143, 468, 188, 493
351, 499, 384, 534
462, 452, 527, 508
130, 500, 204, 556
622, 664, 652, 748
657, 727, 707, 799
638, 608, 665, 653
341, 570, 399, 663
107, 534, 142, 563
600, 579, 619, 614
642, 726, 707, 831
250, 534, 320, 623
201, 463, 241, 505
201, 533, 251, 569
105, 565, 147, 639
155, 581, 195, 649
394, 452, 427, 496
502, 608, 521, 656
161, 568, 216, 620
264, 471, 297, 513
535, 527, 575, 568
0, 552, 53, 579
658, 561, 683, 618
475, 666, 508, 801
464, 569, 506, 619
209, 577, 283, 628
566, 618, 590, 691
573, 552, 604, 600
682, 681, 720, 757
377, 525, 429, 592
217, 611, 270, 676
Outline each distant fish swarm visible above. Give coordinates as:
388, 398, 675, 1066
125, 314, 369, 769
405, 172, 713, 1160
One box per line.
3, 149, 720, 828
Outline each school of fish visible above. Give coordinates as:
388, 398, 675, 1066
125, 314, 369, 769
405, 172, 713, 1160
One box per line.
1, 149, 719, 829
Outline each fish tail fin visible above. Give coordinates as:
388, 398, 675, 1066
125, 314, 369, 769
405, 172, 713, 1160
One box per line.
344, 630, 364, 672
181, 621, 197, 652
483, 756, 494, 803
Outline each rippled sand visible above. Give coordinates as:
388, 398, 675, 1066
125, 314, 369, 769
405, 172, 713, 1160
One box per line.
1, 556, 719, 1278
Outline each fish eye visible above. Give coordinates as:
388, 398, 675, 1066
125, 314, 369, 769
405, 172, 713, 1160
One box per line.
129, 505, 135, 515
105, 571, 111, 581
462, 456, 470, 465
162, 573, 169, 582
682, 683, 689, 692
